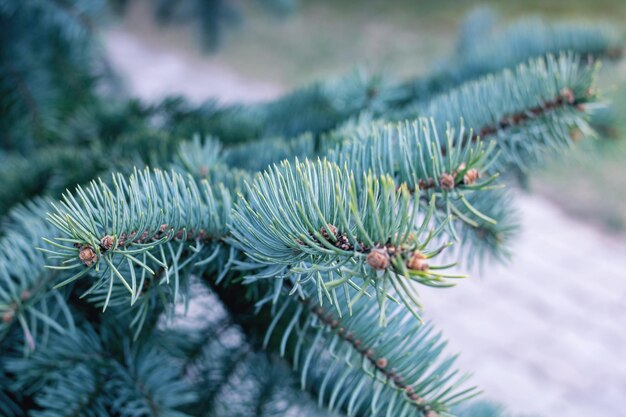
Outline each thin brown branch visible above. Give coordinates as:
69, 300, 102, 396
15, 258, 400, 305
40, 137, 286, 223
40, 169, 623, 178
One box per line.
291, 286, 437, 417
468, 87, 588, 144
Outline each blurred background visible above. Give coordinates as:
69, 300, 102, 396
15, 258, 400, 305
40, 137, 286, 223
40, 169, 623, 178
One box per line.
7, 1, 626, 416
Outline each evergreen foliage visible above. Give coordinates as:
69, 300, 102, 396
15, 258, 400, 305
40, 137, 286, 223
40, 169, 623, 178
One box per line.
0, 2, 623, 416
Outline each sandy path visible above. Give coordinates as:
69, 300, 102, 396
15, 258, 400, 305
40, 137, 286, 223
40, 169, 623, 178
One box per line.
420, 194, 626, 417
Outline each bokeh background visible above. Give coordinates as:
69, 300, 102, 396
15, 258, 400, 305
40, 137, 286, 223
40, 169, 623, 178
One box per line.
102, 1, 626, 416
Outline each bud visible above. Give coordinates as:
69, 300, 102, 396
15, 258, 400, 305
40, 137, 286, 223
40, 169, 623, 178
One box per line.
569, 128, 583, 142
320, 224, 338, 241
367, 248, 390, 270
376, 357, 388, 368
79, 246, 98, 267
439, 173, 455, 191
2, 309, 14, 323
407, 250, 428, 271
463, 169, 480, 185
100, 235, 115, 251
560, 87, 575, 104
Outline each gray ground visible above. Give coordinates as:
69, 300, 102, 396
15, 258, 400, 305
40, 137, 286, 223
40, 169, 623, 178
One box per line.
103, 24, 626, 417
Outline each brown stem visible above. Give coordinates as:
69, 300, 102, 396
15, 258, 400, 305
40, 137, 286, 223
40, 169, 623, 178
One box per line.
75, 226, 222, 267
468, 87, 587, 145
114, 224, 214, 248
291, 283, 436, 416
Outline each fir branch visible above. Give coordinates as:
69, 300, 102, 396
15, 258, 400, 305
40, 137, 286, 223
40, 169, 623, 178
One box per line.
466, 86, 589, 143
325, 118, 498, 197
263, 284, 477, 417
323, 118, 508, 255
406, 54, 599, 171
232, 159, 461, 321
392, 16, 621, 108
174, 134, 224, 178
42, 168, 232, 311
30, 365, 109, 417
6, 324, 196, 417
0, 200, 74, 351
0, 367, 20, 417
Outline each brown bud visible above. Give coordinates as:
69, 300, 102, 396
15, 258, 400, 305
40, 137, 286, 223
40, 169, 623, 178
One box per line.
320, 224, 338, 240
569, 128, 583, 142
408, 392, 423, 402
365, 349, 374, 359
367, 248, 390, 270
560, 87, 575, 104
20, 290, 31, 301
407, 250, 428, 271
463, 168, 480, 185
79, 246, 98, 267
2, 308, 15, 323
336, 234, 352, 251
439, 173, 455, 191
418, 178, 434, 191
100, 235, 115, 251
376, 357, 388, 368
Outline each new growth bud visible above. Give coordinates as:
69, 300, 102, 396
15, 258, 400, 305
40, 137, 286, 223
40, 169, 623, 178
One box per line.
367, 248, 390, 270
